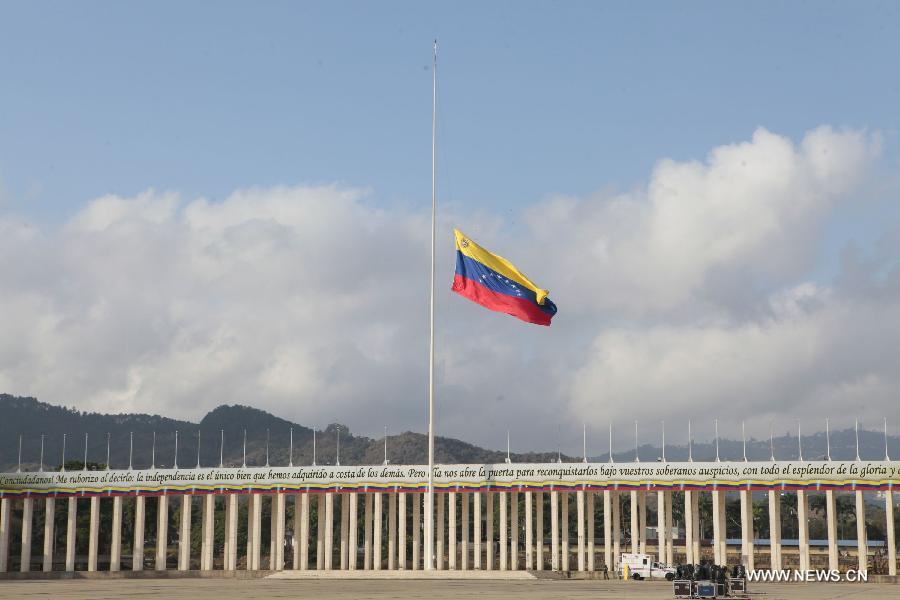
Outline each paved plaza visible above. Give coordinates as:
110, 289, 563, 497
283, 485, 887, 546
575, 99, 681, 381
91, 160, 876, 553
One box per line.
1, 578, 899, 600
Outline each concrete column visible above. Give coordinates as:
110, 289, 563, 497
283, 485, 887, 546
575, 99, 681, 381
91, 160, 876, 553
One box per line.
587, 492, 595, 571
316, 494, 325, 570
638, 491, 647, 555
712, 490, 723, 565
448, 492, 456, 569
535, 491, 543, 570
486, 492, 494, 570
436, 492, 445, 569
156, 495, 168, 571
110, 496, 122, 572
629, 490, 638, 555
340, 493, 349, 570
179, 495, 191, 571
388, 492, 397, 570
132, 496, 144, 571
550, 491, 559, 571
525, 492, 533, 570
349, 493, 358, 570
561, 491, 569, 571
511, 491, 518, 571
657, 490, 666, 562
768, 490, 781, 570
324, 492, 334, 570
203, 494, 216, 570
499, 492, 507, 570
250, 494, 262, 570
612, 491, 621, 569
691, 490, 700, 563
886, 487, 896, 576
473, 492, 481, 569
576, 490, 586, 572
364, 493, 373, 569
855, 489, 867, 572
373, 492, 382, 570
87, 497, 99, 572
273, 493, 285, 570
739, 489, 754, 570
603, 490, 611, 570
798, 490, 810, 572
461, 492, 469, 570
412, 493, 421, 570
665, 492, 674, 566
43, 497, 56, 572
226, 494, 238, 571
396, 492, 404, 570
684, 491, 694, 564
21, 497, 34, 572
0, 498, 10, 572
825, 489, 838, 572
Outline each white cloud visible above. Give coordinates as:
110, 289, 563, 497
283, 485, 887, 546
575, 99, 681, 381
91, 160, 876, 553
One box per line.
1, 125, 897, 453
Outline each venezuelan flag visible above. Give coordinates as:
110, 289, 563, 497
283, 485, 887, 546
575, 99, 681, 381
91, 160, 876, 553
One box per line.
451, 229, 558, 326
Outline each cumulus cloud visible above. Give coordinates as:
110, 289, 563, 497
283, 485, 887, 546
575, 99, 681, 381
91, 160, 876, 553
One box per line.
0, 125, 896, 453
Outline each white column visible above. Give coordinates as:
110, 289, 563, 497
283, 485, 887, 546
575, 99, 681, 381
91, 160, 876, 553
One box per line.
740, 489, 754, 570
436, 492, 445, 569
460, 493, 469, 570
273, 493, 285, 571
561, 491, 569, 571
511, 491, 518, 570
250, 494, 262, 570
855, 489, 867, 572
630, 490, 638, 555
203, 494, 216, 570
798, 490, 810, 572
364, 493, 373, 569
638, 491, 647, 555
132, 496, 144, 571
535, 491, 544, 570
87, 497, 99, 572
550, 491, 559, 570
665, 492, 674, 565
316, 494, 326, 570
485, 492, 494, 570
612, 491, 621, 569
349, 493, 358, 570
473, 492, 481, 570
396, 492, 405, 570
825, 490, 838, 572
684, 491, 694, 564
768, 490, 781, 570
226, 494, 238, 571
388, 492, 397, 570
21, 498, 33, 572
412, 493, 421, 570
712, 490, 723, 565
0, 498, 10, 572
373, 492, 382, 570
587, 492, 595, 571
691, 491, 700, 564
179, 495, 191, 571
499, 492, 507, 570
324, 492, 334, 570
603, 490, 611, 571
43, 497, 56, 572
577, 490, 585, 571
156, 495, 168, 570
657, 491, 666, 562
525, 492, 533, 570
110, 496, 122, 572
340, 493, 349, 570
448, 492, 456, 569
886, 487, 896, 577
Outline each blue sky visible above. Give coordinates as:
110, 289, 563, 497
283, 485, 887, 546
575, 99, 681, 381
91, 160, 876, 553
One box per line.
2, 2, 900, 451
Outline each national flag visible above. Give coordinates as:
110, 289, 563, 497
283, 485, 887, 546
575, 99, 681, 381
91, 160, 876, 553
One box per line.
451, 229, 558, 326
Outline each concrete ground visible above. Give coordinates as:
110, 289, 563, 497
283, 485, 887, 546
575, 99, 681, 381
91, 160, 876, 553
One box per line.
1, 578, 899, 600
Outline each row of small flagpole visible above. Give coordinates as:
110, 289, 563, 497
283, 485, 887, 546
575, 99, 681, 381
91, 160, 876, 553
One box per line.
9, 417, 894, 474
9, 423, 402, 473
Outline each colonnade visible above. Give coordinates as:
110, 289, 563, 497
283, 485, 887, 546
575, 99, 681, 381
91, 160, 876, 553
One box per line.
0, 486, 895, 574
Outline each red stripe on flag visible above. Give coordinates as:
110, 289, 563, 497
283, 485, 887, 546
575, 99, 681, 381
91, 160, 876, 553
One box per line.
451, 274, 553, 326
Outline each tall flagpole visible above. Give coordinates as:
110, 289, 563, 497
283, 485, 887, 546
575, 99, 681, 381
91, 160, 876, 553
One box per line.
424, 39, 437, 572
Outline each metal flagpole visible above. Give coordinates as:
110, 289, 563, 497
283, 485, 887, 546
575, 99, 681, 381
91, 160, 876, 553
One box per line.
425, 38, 437, 571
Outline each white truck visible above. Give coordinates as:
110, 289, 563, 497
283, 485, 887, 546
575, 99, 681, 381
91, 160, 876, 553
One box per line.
618, 553, 676, 580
